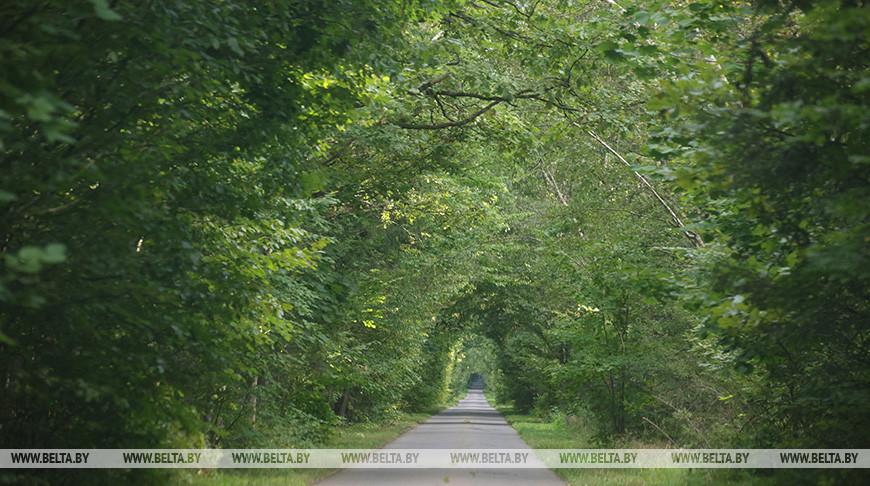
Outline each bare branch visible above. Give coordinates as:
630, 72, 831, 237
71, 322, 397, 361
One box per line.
449, 11, 553, 47
433, 88, 533, 101
541, 167, 569, 206
642, 416, 678, 447
417, 73, 451, 93
323, 139, 355, 166
581, 126, 704, 247
392, 100, 502, 130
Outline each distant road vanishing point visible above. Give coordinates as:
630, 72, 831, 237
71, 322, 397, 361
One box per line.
316, 378, 564, 485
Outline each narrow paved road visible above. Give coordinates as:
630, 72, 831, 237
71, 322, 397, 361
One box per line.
316, 379, 564, 485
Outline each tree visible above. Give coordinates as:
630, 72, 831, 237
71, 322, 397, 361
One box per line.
0, 0, 448, 483
653, 0, 870, 449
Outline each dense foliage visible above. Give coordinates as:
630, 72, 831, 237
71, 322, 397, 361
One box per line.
1, 0, 867, 484
656, 0, 870, 448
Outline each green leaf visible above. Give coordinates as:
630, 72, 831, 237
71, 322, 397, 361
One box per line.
227, 37, 244, 56
5, 243, 67, 273
42, 243, 67, 264
301, 172, 324, 195
88, 0, 123, 21
0, 190, 16, 203
0, 331, 15, 346
634, 11, 651, 26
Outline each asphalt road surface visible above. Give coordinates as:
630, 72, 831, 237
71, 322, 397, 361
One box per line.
316, 379, 564, 485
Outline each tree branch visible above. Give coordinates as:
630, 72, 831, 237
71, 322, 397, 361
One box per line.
433, 88, 533, 101
642, 416, 677, 447
417, 73, 451, 93
581, 126, 704, 247
449, 11, 554, 47
541, 167, 569, 206
323, 139, 355, 166
392, 100, 502, 130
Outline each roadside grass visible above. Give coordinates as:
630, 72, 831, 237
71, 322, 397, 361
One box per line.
488, 396, 773, 486
176, 407, 443, 486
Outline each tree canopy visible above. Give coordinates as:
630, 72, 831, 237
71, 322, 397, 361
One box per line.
1, 0, 867, 484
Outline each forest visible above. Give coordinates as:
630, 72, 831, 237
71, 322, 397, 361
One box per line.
1, 0, 868, 484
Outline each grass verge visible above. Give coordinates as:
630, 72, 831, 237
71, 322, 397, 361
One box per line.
486, 394, 772, 486
177, 407, 443, 486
